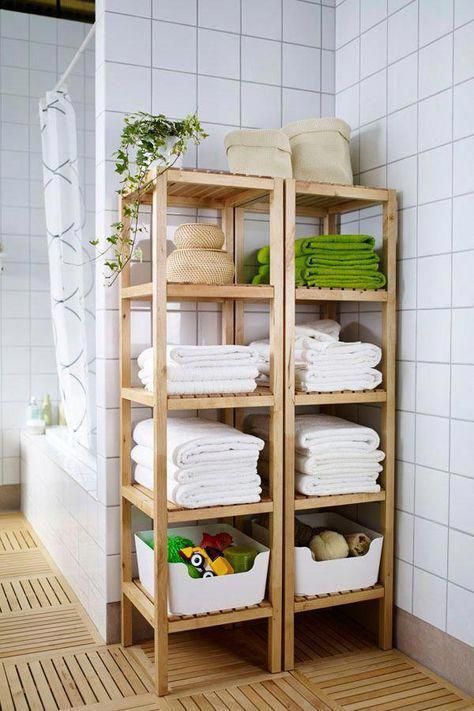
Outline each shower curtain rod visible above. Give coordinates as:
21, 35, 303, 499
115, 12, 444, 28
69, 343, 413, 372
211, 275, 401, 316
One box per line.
53, 23, 96, 93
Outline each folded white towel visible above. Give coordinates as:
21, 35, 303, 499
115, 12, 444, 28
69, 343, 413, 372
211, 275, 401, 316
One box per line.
295, 459, 383, 476
138, 344, 259, 369
295, 368, 383, 393
167, 478, 262, 508
142, 378, 258, 395
247, 413, 380, 453
133, 416, 264, 468
295, 473, 381, 496
131, 444, 259, 472
294, 340, 381, 366
138, 364, 259, 383
134, 463, 260, 488
294, 318, 341, 345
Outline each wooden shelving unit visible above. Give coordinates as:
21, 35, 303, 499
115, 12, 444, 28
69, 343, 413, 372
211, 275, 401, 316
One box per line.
283, 179, 397, 670
119, 168, 284, 696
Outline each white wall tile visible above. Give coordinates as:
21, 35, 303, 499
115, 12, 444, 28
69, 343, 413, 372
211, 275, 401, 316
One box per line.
387, 156, 418, 208
398, 258, 417, 309
361, 0, 387, 32
335, 38, 359, 91
199, 0, 240, 32
105, 13, 151, 66
335, 83, 360, 126
450, 419, 474, 478
103, 62, 151, 113
417, 199, 452, 257
419, 34, 453, 99
322, 6, 335, 50
198, 76, 240, 124
449, 529, 474, 590
387, 105, 417, 163
359, 118, 386, 171
454, 78, 474, 141
198, 29, 240, 79
336, 0, 359, 48
398, 361, 416, 411
414, 517, 448, 577
361, 20, 387, 78
395, 510, 414, 562
198, 122, 237, 170
284, 0, 321, 47
242, 83, 282, 128
109, 0, 151, 15
1, 10, 29, 40
416, 309, 451, 363
398, 310, 417, 360
152, 21, 196, 72
416, 362, 450, 416
242, 36, 282, 86
452, 250, 474, 307
447, 584, 474, 646
360, 70, 387, 125
419, 0, 454, 46
153, 0, 196, 24
452, 308, 474, 363
413, 567, 447, 631
417, 255, 451, 309
388, 2, 418, 64
415, 465, 449, 524
416, 414, 450, 471
283, 88, 321, 124
152, 69, 197, 116
454, 21, 474, 84
455, 0, 474, 26
451, 364, 474, 420
450, 475, 474, 534
453, 194, 474, 251
396, 460, 415, 512
418, 90, 453, 153
283, 43, 321, 91
395, 558, 413, 612
418, 145, 453, 204
453, 136, 474, 196
387, 53, 418, 113
242, 0, 282, 40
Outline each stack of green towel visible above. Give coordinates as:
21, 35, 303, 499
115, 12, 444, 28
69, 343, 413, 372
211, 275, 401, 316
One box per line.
251, 235, 386, 290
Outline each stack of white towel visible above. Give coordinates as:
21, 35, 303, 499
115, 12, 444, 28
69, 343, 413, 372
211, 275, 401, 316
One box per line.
131, 416, 264, 508
250, 319, 382, 392
247, 413, 384, 496
137, 345, 260, 395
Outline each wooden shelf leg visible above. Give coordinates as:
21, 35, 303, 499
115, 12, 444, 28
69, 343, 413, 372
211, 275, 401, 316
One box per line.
378, 191, 397, 650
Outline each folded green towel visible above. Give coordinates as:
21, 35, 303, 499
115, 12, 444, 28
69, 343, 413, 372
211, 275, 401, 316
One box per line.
295, 254, 380, 269
257, 245, 271, 264
303, 272, 387, 289
295, 234, 375, 256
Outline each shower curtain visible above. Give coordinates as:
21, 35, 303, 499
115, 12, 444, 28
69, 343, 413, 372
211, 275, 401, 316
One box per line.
39, 90, 92, 449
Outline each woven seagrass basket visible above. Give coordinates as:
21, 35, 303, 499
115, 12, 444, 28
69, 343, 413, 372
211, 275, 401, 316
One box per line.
167, 248, 234, 285
174, 223, 225, 250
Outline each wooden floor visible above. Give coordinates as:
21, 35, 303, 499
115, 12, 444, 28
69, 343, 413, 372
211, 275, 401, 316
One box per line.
0, 513, 472, 711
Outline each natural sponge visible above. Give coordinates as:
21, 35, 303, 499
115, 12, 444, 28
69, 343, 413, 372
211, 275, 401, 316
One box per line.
309, 530, 349, 561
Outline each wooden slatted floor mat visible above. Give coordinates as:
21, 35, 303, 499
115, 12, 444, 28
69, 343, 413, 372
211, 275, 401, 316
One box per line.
0, 513, 472, 710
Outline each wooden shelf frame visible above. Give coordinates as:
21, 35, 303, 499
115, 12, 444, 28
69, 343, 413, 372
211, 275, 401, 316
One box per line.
120, 169, 284, 696
283, 179, 397, 670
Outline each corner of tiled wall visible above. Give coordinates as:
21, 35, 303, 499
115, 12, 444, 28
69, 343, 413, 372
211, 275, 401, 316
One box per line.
335, 0, 474, 649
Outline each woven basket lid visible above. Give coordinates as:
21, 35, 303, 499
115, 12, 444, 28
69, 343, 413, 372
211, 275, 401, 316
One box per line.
174, 223, 225, 250
282, 117, 351, 141
224, 128, 291, 153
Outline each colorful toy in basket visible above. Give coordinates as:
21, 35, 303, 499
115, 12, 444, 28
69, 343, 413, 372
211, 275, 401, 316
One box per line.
178, 546, 233, 577
200, 531, 233, 551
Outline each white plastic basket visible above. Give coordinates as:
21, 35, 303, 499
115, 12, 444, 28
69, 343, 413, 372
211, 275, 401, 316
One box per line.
135, 523, 270, 615
253, 512, 383, 597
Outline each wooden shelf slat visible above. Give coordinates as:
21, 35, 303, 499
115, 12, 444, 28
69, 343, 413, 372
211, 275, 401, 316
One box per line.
121, 282, 274, 302
128, 580, 273, 633
122, 483, 273, 522
294, 490, 386, 511
294, 584, 384, 612
121, 386, 274, 409
295, 287, 388, 302
294, 388, 386, 406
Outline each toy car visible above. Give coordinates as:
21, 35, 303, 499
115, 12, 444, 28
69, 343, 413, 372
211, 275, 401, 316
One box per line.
178, 546, 233, 577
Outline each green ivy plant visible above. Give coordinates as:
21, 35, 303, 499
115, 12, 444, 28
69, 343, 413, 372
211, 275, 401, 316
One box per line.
92, 112, 207, 284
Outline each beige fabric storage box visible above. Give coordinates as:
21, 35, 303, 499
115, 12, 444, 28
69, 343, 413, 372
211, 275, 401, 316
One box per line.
283, 118, 353, 185
224, 129, 292, 178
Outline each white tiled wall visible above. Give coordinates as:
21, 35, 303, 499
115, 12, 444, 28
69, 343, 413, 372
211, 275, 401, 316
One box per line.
335, 0, 474, 648
0, 10, 95, 485
94, 0, 334, 624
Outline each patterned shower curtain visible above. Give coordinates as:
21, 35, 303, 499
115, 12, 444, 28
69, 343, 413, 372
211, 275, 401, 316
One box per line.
39, 90, 91, 449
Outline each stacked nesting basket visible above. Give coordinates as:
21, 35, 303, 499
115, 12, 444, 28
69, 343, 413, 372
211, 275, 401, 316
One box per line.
167, 223, 235, 285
